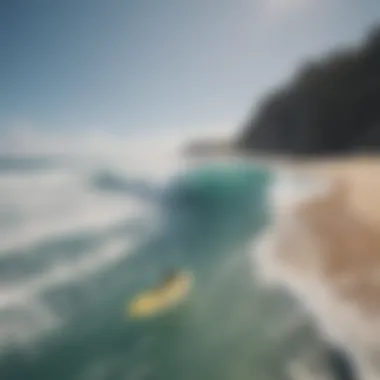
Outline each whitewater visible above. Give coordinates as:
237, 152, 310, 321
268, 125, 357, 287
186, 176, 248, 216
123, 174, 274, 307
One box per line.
0, 130, 366, 380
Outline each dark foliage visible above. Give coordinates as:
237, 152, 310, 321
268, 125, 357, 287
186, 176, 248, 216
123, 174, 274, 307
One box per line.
236, 25, 380, 157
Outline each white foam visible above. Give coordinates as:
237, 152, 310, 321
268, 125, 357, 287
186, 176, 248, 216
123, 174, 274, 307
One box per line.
0, 238, 133, 350
0, 171, 149, 252
0, 238, 132, 308
0, 128, 240, 253
268, 170, 332, 218
0, 300, 59, 352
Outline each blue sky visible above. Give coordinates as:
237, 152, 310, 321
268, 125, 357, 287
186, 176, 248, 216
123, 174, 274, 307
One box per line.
1, 0, 380, 135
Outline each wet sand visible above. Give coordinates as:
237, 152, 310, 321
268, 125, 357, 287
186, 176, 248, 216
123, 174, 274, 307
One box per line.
255, 156, 380, 379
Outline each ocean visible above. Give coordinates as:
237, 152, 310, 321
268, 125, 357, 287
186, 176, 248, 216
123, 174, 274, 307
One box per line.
0, 133, 351, 380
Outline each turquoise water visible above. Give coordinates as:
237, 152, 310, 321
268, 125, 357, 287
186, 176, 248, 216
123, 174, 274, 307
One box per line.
0, 160, 338, 380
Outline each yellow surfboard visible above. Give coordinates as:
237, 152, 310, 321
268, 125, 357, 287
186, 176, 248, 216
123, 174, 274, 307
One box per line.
127, 271, 193, 319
